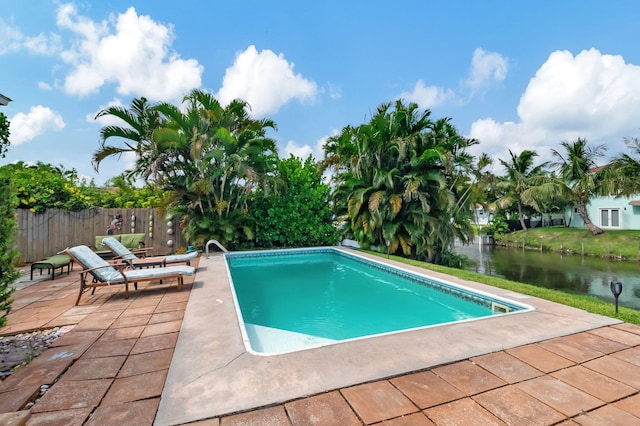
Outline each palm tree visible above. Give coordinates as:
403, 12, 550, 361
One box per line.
465, 153, 496, 225
323, 100, 473, 265
551, 138, 607, 235
152, 89, 278, 247
496, 150, 549, 231
92, 97, 164, 182
608, 137, 640, 196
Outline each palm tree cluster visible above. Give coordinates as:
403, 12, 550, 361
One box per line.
490, 137, 640, 236
93, 90, 278, 248
93, 92, 640, 264
322, 100, 477, 265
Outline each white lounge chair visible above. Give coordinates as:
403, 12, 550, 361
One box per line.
101, 236, 198, 266
65, 245, 195, 305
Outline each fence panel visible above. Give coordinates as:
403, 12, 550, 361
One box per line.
16, 208, 187, 263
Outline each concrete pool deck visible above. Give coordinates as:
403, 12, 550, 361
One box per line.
156, 248, 623, 425
2, 250, 640, 424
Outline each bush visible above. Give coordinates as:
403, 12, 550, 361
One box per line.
0, 177, 19, 326
248, 156, 341, 248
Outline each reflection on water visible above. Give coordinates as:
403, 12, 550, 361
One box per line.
454, 243, 640, 310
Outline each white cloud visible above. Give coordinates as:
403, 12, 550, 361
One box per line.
0, 20, 23, 54
0, 18, 62, 55
216, 45, 318, 116
327, 82, 342, 100
401, 48, 507, 109
399, 80, 455, 108
284, 133, 333, 161
122, 151, 138, 170
9, 106, 65, 145
468, 48, 640, 168
56, 4, 202, 102
38, 81, 53, 91
462, 48, 508, 94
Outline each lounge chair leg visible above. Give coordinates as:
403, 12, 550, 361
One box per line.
76, 273, 86, 306
75, 286, 83, 306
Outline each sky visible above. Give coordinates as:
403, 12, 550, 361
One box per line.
2, 1, 640, 185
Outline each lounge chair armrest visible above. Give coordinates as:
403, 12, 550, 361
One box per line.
81, 263, 128, 274
132, 247, 154, 256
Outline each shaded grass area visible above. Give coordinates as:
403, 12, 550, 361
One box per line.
364, 250, 640, 326
495, 227, 640, 260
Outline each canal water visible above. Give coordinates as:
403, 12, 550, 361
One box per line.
454, 243, 640, 310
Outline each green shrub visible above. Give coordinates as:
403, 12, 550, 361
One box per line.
0, 177, 19, 326
248, 155, 341, 248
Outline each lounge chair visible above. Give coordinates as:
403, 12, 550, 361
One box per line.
64, 245, 195, 305
101, 236, 199, 266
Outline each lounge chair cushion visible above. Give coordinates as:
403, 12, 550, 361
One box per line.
164, 251, 199, 264
68, 245, 123, 282
123, 265, 195, 281
95, 233, 146, 251
103, 236, 198, 265
120, 233, 146, 249
102, 237, 137, 260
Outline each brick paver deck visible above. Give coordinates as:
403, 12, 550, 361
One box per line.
2, 257, 640, 425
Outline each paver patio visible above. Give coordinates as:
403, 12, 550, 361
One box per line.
0, 254, 639, 425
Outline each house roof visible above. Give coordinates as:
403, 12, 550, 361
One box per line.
629, 200, 640, 206
0, 93, 11, 106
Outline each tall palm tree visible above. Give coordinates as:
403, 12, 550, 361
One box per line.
465, 153, 496, 225
92, 97, 164, 181
496, 150, 548, 231
608, 137, 640, 196
551, 138, 607, 235
152, 89, 278, 247
323, 100, 473, 265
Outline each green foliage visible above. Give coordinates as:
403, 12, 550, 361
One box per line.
550, 138, 607, 235
482, 212, 509, 236
322, 100, 474, 264
0, 112, 10, 159
248, 155, 341, 248
0, 177, 18, 326
495, 149, 549, 231
0, 162, 98, 213
100, 175, 163, 208
134, 90, 280, 248
0, 164, 162, 212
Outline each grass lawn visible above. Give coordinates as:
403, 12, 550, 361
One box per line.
494, 227, 640, 260
365, 248, 640, 326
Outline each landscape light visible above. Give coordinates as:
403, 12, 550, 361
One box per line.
610, 281, 623, 314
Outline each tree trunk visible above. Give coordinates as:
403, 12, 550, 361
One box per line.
576, 202, 603, 235
517, 201, 528, 231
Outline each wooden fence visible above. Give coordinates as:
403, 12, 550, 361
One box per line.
15, 208, 187, 263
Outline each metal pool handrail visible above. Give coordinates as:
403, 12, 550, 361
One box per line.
205, 239, 229, 258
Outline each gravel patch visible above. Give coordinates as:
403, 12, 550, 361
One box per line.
0, 325, 75, 379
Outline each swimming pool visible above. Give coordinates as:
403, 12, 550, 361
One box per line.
225, 248, 533, 355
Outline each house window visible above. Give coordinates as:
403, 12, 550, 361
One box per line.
600, 208, 620, 228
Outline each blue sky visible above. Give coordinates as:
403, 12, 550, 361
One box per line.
2, 1, 640, 184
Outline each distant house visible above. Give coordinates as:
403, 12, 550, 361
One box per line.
472, 205, 493, 225
565, 195, 640, 230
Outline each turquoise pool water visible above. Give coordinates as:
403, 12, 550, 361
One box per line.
226, 248, 531, 354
